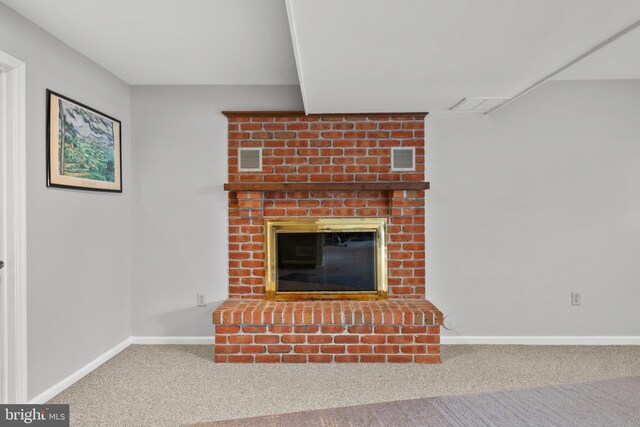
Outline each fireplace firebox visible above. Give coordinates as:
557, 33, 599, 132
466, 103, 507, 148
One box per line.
265, 218, 387, 300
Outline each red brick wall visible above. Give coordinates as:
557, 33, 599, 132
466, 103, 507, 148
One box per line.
215, 324, 441, 364
226, 113, 427, 299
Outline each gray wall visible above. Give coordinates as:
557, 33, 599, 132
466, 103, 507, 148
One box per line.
132, 81, 640, 339
0, 4, 132, 400
131, 85, 303, 336
427, 80, 640, 337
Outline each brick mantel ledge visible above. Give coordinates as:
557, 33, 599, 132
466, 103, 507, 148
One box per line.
214, 299, 442, 325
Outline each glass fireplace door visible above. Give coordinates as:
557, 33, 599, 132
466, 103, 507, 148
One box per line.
265, 218, 387, 300
276, 232, 376, 293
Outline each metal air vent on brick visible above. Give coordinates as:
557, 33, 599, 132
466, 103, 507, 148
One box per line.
239, 148, 262, 172
391, 147, 415, 171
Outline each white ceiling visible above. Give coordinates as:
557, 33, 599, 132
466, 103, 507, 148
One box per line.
287, 0, 640, 113
1, 0, 299, 85
3, 0, 640, 112
554, 26, 640, 80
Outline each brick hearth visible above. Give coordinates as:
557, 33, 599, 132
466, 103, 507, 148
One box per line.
214, 299, 442, 363
213, 111, 443, 363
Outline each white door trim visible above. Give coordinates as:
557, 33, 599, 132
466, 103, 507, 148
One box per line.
0, 49, 27, 404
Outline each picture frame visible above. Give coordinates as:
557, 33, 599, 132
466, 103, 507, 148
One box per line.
46, 90, 122, 192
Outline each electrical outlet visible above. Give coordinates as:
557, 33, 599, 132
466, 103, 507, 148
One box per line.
197, 294, 206, 307
571, 292, 581, 306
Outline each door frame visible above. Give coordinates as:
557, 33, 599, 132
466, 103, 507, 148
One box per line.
0, 49, 27, 404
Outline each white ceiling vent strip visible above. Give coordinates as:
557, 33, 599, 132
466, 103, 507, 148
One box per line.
449, 97, 510, 113
239, 148, 262, 172
391, 148, 415, 171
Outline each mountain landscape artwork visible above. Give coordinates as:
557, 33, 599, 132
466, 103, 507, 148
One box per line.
58, 98, 115, 182
47, 90, 122, 192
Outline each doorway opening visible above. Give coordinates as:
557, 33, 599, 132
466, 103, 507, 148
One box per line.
0, 49, 27, 404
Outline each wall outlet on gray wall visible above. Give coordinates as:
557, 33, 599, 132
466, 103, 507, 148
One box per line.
197, 294, 206, 307
571, 292, 581, 306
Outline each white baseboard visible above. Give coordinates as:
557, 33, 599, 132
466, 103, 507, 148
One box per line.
441, 336, 640, 345
29, 337, 131, 404
131, 336, 214, 345
132, 336, 639, 346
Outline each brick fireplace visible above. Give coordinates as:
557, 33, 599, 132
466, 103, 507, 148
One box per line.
213, 111, 443, 363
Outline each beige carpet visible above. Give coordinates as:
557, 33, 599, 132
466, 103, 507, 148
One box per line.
48, 345, 640, 426
190, 376, 640, 427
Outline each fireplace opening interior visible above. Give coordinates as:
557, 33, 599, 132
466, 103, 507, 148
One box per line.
276, 232, 376, 292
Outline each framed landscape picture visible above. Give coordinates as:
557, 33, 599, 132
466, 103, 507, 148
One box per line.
46, 90, 122, 192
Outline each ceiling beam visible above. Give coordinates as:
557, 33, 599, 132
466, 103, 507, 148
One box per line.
285, 0, 309, 114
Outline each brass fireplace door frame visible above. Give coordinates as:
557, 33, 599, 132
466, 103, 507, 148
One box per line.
264, 218, 388, 300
